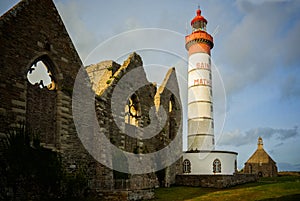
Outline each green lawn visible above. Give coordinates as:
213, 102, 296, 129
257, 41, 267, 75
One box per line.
151, 176, 300, 201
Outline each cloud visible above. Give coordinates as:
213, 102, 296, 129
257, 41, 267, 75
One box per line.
219, 126, 298, 146
124, 17, 141, 30
274, 142, 284, 147
281, 74, 300, 101
55, 1, 99, 61
277, 162, 300, 171
216, 1, 300, 97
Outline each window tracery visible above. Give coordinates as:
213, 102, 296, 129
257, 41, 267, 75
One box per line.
183, 159, 191, 173
213, 158, 221, 173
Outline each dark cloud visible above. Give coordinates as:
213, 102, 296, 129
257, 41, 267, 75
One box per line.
236, 0, 256, 13
219, 126, 298, 146
277, 162, 300, 171
274, 142, 284, 147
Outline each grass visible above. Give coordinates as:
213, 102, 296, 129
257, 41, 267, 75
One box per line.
151, 176, 300, 201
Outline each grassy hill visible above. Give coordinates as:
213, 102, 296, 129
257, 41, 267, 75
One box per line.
151, 174, 300, 201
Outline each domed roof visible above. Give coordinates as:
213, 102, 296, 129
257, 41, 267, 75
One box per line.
191, 8, 207, 25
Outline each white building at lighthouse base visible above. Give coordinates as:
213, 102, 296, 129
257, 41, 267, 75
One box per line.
183, 150, 238, 175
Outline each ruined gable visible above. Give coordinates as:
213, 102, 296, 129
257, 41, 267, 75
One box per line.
88, 53, 182, 153
0, 0, 116, 197
86, 60, 121, 93
89, 54, 182, 187
0, 0, 82, 147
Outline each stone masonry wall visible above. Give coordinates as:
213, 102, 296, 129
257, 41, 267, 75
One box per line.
85, 53, 184, 199
0, 0, 113, 194
175, 173, 258, 188
0, 0, 81, 146
244, 162, 278, 177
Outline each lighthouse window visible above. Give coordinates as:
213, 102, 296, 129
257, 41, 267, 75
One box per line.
211, 105, 213, 112
200, 21, 206, 31
209, 72, 212, 80
213, 159, 221, 173
183, 159, 191, 173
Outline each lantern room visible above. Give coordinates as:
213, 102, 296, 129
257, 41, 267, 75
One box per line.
191, 8, 207, 32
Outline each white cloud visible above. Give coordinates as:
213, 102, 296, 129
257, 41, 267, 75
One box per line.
219, 126, 298, 147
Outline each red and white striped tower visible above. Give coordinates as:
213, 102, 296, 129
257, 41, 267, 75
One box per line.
186, 7, 215, 151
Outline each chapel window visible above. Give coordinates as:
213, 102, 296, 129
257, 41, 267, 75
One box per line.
213, 158, 221, 173
183, 159, 191, 173
234, 160, 237, 172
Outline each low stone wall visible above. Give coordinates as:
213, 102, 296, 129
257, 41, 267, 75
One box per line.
175, 173, 258, 188
97, 189, 154, 201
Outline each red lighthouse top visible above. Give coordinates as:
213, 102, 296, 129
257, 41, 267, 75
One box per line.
191, 8, 207, 26
185, 7, 214, 55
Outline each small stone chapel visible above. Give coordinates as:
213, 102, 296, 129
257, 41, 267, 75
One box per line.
244, 137, 278, 177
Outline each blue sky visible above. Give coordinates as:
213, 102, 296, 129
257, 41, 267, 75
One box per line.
1, 0, 300, 171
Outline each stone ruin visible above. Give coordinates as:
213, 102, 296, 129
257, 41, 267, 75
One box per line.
0, 0, 182, 200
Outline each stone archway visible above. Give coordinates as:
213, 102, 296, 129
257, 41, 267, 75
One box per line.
26, 55, 59, 147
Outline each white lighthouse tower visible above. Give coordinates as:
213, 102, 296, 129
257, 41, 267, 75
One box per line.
186, 8, 214, 151
183, 7, 238, 175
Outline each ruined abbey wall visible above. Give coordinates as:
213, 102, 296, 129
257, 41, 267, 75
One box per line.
86, 52, 183, 189
0, 0, 183, 200
0, 0, 113, 194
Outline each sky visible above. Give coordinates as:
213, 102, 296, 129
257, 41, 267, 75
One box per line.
1, 0, 300, 171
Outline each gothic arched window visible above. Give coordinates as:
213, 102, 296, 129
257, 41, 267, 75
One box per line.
183, 159, 191, 173
213, 159, 221, 173
27, 58, 56, 90
125, 94, 141, 126
168, 94, 177, 139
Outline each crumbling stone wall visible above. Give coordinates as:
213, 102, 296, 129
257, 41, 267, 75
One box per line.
88, 52, 183, 191
0, 0, 112, 196
1, 0, 183, 200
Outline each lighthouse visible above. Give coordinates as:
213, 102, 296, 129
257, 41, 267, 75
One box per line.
182, 7, 238, 175
186, 7, 214, 151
